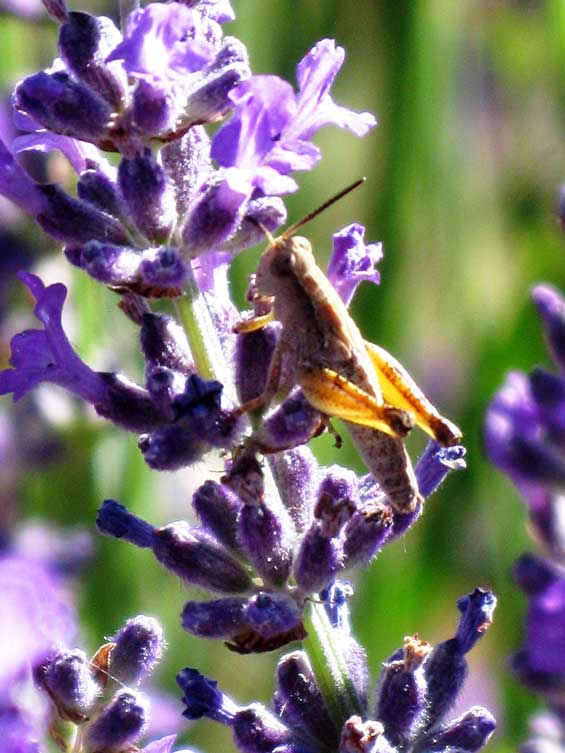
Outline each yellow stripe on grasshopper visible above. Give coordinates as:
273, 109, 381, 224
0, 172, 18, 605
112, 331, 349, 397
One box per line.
233, 310, 275, 334
298, 366, 415, 438
364, 341, 462, 447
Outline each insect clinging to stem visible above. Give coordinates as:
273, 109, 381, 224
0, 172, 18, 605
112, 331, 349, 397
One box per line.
234, 178, 462, 513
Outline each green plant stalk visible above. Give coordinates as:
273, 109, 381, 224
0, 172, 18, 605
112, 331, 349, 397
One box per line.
174, 262, 236, 400
303, 599, 364, 730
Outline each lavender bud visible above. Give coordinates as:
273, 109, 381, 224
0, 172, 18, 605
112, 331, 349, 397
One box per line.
425, 589, 496, 729
161, 126, 212, 221
503, 436, 565, 488
532, 285, 565, 373
340, 717, 395, 753
95, 373, 167, 432
253, 392, 325, 454
58, 13, 125, 107
245, 592, 302, 637
109, 615, 164, 686
77, 168, 126, 220
415, 441, 467, 499
15, 71, 111, 142
293, 470, 356, 593
118, 151, 176, 243
275, 651, 338, 750
233, 705, 292, 753
181, 45, 248, 126
36, 184, 129, 245
138, 424, 206, 471
173, 375, 243, 450
375, 635, 431, 747
182, 173, 246, 255
140, 313, 193, 374
182, 597, 248, 639
145, 366, 185, 415
270, 447, 318, 535
97, 499, 155, 548
83, 690, 148, 753
413, 706, 496, 753
343, 499, 393, 569
177, 668, 235, 722
192, 480, 242, 552
152, 522, 252, 593
237, 499, 293, 586
39, 649, 100, 722
235, 326, 278, 405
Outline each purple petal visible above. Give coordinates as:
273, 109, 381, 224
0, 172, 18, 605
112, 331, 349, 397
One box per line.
212, 76, 296, 170
0, 273, 105, 404
108, 3, 221, 81
327, 223, 382, 307
0, 138, 47, 216
13, 131, 107, 175
294, 39, 377, 139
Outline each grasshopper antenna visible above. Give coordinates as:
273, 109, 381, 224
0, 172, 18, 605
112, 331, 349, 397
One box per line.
282, 177, 366, 239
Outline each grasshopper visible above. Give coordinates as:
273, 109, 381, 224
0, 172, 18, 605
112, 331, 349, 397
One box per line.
234, 181, 462, 513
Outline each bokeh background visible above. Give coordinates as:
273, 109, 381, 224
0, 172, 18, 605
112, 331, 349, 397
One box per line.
1, 1, 564, 751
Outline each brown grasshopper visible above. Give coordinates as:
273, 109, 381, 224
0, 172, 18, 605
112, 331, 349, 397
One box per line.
234, 181, 461, 513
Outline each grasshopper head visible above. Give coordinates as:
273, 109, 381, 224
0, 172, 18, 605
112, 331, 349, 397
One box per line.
255, 235, 314, 296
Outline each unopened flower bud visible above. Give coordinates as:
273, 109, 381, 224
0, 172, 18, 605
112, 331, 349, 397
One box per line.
192, 480, 242, 552
15, 71, 111, 143
118, 151, 176, 243
83, 690, 148, 753
39, 649, 100, 722
109, 615, 164, 686
413, 706, 496, 753
182, 597, 248, 639
275, 651, 338, 750
375, 635, 431, 747
58, 12, 125, 107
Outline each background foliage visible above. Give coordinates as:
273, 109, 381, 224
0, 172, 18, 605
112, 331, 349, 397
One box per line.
1, 1, 564, 751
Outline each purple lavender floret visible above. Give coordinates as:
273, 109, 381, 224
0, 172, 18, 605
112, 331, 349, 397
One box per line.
0, 273, 172, 432
327, 223, 383, 307
109, 615, 165, 687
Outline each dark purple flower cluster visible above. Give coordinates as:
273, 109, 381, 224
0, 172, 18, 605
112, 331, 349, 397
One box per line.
485, 284, 565, 752
177, 584, 496, 753
97, 439, 465, 649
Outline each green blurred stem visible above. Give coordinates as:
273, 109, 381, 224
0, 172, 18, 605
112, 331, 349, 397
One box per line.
174, 263, 235, 399
303, 600, 364, 729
